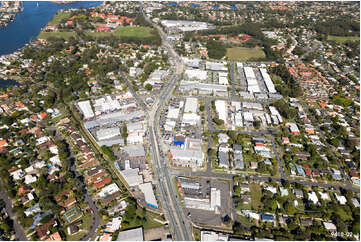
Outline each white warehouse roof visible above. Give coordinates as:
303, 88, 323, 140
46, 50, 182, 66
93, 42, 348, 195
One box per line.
139, 182, 158, 208
78, 100, 94, 119
244, 67, 261, 93
96, 127, 120, 141
184, 98, 198, 113
206, 61, 228, 71
167, 107, 180, 119
260, 68, 277, 93
185, 69, 207, 81
215, 100, 227, 123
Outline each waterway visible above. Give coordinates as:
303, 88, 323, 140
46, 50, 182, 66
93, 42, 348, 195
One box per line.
0, 1, 102, 56
0, 78, 19, 90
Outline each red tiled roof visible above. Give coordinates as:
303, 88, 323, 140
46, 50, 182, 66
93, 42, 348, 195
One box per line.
93, 176, 111, 189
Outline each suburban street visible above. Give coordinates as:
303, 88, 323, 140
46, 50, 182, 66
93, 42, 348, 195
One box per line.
55, 131, 101, 241
0, 181, 27, 241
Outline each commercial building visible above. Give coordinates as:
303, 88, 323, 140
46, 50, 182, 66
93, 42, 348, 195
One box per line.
185, 69, 207, 81
96, 127, 120, 141
260, 68, 277, 93
183, 57, 201, 68
182, 113, 201, 126
215, 100, 227, 123
116, 227, 143, 241
206, 61, 228, 71
179, 81, 228, 97
201, 231, 228, 241
269, 106, 283, 123
139, 182, 158, 208
160, 20, 211, 32
210, 188, 221, 210
93, 96, 121, 115
120, 168, 143, 187
123, 145, 146, 158
78, 100, 94, 119
167, 107, 180, 119
184, 98, 198, 113
169, 138, 204, 167
244, 67, 261, 93
218, 72, 229, 85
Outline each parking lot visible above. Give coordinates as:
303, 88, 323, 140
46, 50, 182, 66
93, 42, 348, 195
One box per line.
180, 177, 231, 227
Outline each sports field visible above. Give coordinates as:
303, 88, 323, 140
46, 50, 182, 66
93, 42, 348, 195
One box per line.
226, 47, 266, 61
48, 11, 71, 25
37, 31, 75, 40
88, 26, 154, 38
328, 35, 360, 43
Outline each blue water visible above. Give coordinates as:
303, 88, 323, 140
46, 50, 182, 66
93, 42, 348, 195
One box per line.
0, 79, 19, 89
0, 1, 102, 55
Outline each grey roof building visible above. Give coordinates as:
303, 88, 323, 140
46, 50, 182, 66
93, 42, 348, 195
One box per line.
218, 151, 229, 168
233, 144, 244, 169
123, 145, 146, 158
116, 227, 143, 241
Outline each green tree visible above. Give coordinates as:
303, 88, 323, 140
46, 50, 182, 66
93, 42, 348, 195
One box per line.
144, 84, 153, 91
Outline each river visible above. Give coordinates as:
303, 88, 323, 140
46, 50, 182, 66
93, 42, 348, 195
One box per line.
0, 1, 102, 56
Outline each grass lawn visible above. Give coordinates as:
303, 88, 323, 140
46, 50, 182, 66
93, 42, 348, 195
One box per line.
250, 183, 263, 210
193, 227, 201, 241
237, 215, 257, 227
122, 208, 163, 230
328, 35, 360, 43
226, 47, 266, 61
87, 26, 154, 38
37, 31, 75, 40
65, 212, 92, 241
48, 11, 71, 25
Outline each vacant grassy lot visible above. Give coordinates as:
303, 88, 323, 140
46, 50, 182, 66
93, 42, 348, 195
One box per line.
226, 47, 266, 61
37, 31, 75, 40
88, 26, 154, 38
48, 11, 71, 25
328, 35, 360, 43
122, 208, 163, 230
250, 183, 263, 210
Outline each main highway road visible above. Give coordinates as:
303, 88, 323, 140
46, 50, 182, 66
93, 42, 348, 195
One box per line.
128, 3, 193, 240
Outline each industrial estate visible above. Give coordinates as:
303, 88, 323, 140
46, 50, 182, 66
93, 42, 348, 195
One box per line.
0, 1, 359, 241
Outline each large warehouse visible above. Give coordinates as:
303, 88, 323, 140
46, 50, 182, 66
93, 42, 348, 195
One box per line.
185, 69, 208, 81
139, 182, 158, 209
243, 67, 261, 93
184, 97, 198, 113
96, 127, 120, 141
260, 68, 277, 93
215, 100, 227, 123
78, 100, 94, 119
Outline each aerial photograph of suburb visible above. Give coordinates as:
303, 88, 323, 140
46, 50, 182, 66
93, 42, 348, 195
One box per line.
0, 0, 359, 241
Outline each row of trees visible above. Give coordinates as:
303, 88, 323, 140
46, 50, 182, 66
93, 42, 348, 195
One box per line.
269, 65, 302, 98
313, 17, 359, 36
206, 39, 227, 59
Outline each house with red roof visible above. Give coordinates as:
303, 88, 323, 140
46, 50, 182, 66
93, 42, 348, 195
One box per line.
93, 176, 112, 189
303, 165, 312, 177
0, 140, 8, 148
96, 26, 111, 32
